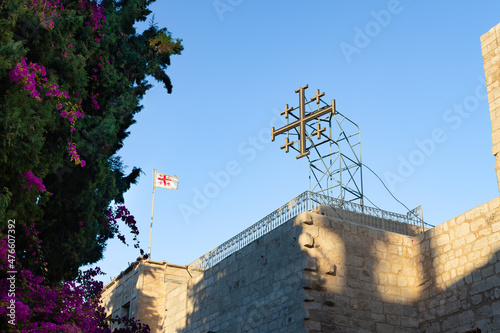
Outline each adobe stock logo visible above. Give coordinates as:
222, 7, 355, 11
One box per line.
213, 0, 243, 21
178, 109, 286, 224
339, 0, 405, 63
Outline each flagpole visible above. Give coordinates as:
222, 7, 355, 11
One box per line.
148, 169, 156, 260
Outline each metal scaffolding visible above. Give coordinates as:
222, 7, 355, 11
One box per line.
272, 84, 364, 205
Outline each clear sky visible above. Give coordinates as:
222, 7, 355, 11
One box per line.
92, 1, 500, 283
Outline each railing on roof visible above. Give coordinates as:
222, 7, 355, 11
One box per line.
188, 191, 433, 271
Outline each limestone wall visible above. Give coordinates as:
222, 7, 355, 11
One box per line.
482, 22, 500, 193
300, 198, 500, 333
417, 197, 500, 332
164, 277, 189, 332
103, 197, 500, 333
279, 201, 500, 333
101, 260, 189, 332
300, 206, 421, 333
101, 260, 142, 325
163, 208, 425, 333
164, 217, 307, 333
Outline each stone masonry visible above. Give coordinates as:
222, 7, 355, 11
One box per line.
101, 260, 190, 331
301, 198, 500, 332
102, 198, 500, 332
482, 22, 500, 192
101, 23, 500, 332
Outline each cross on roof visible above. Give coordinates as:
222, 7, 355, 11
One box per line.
312, 122, 326, 139
280, 104, 293, 119
272, 84, 335, 159
310, 89, 325, 105
280, 137, 293, 153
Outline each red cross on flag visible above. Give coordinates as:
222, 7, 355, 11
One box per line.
154, 171, 179, 189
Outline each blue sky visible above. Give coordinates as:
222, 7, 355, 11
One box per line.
93, 1, 500, 282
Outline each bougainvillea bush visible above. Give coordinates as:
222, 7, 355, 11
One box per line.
0, 0, 182, 330
0, 239, 151, 331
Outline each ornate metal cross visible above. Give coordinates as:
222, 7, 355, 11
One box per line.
271, 84, 364, 204
271, 84, 335, 159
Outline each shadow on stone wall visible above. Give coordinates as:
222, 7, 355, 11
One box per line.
173, 221, 307, 333
102, 259, 169, 332
137, 266, 163, 332
417, 233, 500, 332
305, 205, 500, 333
302, 211, 420, 332
162, 203, 500, 333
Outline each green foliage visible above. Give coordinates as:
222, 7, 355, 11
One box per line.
0, 0, 182, 283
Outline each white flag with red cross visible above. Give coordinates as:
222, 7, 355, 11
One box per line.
154, 171, 179, 189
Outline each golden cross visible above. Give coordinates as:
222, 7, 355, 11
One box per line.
272, 84, 335, 159
280, 138, 293, 153
310, 89, 325, 105
280, 104, 293, 119
312, 122, 326, 139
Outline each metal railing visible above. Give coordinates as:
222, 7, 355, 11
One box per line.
307, 191, 433, 235
188, 191, 432, 271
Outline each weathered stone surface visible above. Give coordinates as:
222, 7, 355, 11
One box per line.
100, 190, 500, 333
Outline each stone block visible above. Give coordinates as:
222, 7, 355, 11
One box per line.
487, 274, 500, 289
376, 323, 394, 333
455, 212, 466, 224
296, 212, 314, 226
423, 322, 441, 333
435, 234, 450, 247
465, 206, 483, 220
478, 303, 493, 319
444, 258, 459, 272
444, 300, 461, 315
455, 222, 471, 238
489, 232, 500, 251
481, 246, 492, 257
384, 303, 404, 316
473, 237, 489, 251
401, 315, 419, 328
334, 295, 349, 307
390, 263, 402, 274
304, 257, 317, 272
397, 276, 408, 287
304, 320, 321, 330
466, 233, 477, 244
378, 272, 388, 285
457, 309, 475, 326
299, 233, 315, 248
303, 225, 319, 237
378, 260, 391, 273
441, 314, 459, 330
472, 294, 483, 305
371, 313, 385, 322
479, 228, 492, 237
488, 197, 500, 210
472, 280, 487, 295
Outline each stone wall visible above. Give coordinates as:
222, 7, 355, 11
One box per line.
101, 260, 142, 326
300, 206, 421, 333
299, 198, 500, 333
416, 197, 500, 332
101, 260, 190, 332
482, 22, 500, 193
102, 197, 500, 333
166, 217, 307, 333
